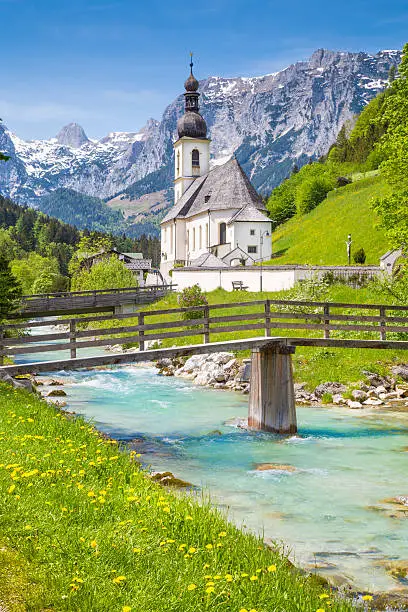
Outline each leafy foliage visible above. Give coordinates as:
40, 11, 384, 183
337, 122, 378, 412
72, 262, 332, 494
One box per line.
10, 253, 63, 295
0, 256, 22, 321
353, 247, 366, 264
295, 175, 335, 214
373, 43, 408, 250
178, 284, 208, 321
71, 256, 136, 292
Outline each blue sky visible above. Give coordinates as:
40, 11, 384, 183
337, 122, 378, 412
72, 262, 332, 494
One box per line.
1, 0, 407, 140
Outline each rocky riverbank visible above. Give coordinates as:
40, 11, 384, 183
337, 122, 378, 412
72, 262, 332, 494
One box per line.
156, 353, 408, 410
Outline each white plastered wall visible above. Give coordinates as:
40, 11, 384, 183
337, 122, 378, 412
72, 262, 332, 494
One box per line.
231, 221, 273, 261
172, 267, 297, 292
174, 137, 210, 203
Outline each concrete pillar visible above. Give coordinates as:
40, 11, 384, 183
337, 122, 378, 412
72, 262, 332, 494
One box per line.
248, 343, 297, 434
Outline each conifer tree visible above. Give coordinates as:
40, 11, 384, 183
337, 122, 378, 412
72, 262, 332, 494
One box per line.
0, 256, 22, 321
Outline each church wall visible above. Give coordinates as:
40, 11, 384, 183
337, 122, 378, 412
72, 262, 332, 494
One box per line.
207, 209, 239, 248
172, 267, 297, 292
233, 221, 273, 261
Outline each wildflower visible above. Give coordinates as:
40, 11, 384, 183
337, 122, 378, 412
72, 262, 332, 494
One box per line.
90, 540, 97, 548
250, 575, 258, 581
186, 515, 193, 520
112, 575, 126, 585
316, 609, 325, 612
218, 531, 227, 537
267, 564, 277, 572
203, 563, 210, 569
225, 574, 233, 582
24, 525, 31, 530
205, 543, 213, 550
133, 548, 141, 553
7, 484, 15, 494
162, 506, 170, 512
188, 547, 197, 554
205, 586, 215, 594
123, 607, 132, 612
187, 584, 197, 591
362, 595, 373, 601
178, 544, 187, 551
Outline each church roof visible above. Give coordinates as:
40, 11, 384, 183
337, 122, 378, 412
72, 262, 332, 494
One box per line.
161, 158, 265, 224
190, 252, 228, 268
227, 204, 270, 224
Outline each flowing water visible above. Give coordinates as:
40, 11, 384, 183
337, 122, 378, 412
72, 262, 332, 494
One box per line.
18, 334, 408, 594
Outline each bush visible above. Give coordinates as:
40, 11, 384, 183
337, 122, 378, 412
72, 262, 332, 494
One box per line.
71, 256, 136, 292
353, 248, 366, 264
178, 284, 208, 321
295, 176, 335, 215
321, 392, 333, 404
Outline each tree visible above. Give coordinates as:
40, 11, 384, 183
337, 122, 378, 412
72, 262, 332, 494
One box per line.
0, 256, 22, 321
295, 176, 334, 215
71, 256, 135, 292
68, 233, 114, 276
353, 247, 366, 264
373, 43, 408, 251
10, 253, 61, 294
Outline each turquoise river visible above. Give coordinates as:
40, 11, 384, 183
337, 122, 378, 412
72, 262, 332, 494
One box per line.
18, 338, 408, 595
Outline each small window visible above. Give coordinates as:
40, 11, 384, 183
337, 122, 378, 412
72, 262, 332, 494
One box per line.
247, 245, 257, 254
250, 229, 255, 236
219, 222, 227, 245
192, 149, 200, 167
205, 195, 211, 203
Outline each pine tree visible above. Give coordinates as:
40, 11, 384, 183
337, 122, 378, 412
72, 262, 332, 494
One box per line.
0, 256, 22, 321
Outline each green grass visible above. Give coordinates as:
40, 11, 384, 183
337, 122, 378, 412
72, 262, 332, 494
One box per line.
0, 384, 359, 611
268, 176, 391, 265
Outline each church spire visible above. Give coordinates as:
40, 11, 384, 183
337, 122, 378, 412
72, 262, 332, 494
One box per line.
177, 54, 207, 139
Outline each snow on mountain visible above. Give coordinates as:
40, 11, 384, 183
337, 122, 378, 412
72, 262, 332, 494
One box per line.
0, 48, 401, 209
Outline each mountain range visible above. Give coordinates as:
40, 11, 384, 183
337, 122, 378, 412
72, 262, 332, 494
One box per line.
0, 48, 401, 234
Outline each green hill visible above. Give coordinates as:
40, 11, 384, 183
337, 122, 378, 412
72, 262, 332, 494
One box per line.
268, 175, 391, 265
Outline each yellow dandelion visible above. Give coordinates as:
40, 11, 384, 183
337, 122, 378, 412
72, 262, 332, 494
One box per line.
316, 609, 325, 612
205, 586, 215, 594
267, 564, 277, 572
225, 574, 233, 582
188, 547, 197, 554
205, 543, 213, 550
122, 607, 132, 612
362, 595, 373, 601
203, 563, 210, 569
162, 506, 170, 512
218, 531, 227, 537
8, 484, 16, 494
186, 515, 193, 520
112, 575, 126, 584
250, 575, 258, 581
187, 583, 197, 591
178, 544, 187, 551
90, 540, 97, 548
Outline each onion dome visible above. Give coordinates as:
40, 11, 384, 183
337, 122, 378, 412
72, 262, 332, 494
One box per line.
177, 54, 207, 139
177, 112, 207, 139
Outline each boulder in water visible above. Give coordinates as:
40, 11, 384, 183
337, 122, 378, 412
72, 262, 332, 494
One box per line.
47, 389, 67, 397
150, 471, 193, 488
254, 463, 297, 472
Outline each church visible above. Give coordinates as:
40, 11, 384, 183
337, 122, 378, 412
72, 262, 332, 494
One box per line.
160, 60, 272, 280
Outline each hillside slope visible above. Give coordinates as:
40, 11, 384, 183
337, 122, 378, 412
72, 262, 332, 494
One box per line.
269, 175, 391, 265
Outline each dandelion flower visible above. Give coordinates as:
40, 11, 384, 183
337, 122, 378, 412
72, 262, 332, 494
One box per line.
362, 595, 373, 601
187, 584, 197, 591
218, 531, 227, 537
267, 564, 277, 573
205, 543, 213, 550
188, 547, 197, 554
112, 576, 126, 585
250, 575, 258, 581
90, 540, 97, 548
122, 607, 132, 612
225, 574, 233, 582
205, 586, 215, 594
8, 484, 16, 494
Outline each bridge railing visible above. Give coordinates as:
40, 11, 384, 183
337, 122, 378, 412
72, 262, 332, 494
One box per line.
22, 284, 175, 301
1, 299, 408, 364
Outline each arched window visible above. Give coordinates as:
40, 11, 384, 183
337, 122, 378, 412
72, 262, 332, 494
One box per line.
193, 228, 196, 251
199, 226, 202, 249
176, 151, 180, 176
219, 222, 226, 245
192, 149, 200, 167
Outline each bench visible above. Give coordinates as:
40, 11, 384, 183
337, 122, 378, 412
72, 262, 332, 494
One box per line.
232, 281, 248, 291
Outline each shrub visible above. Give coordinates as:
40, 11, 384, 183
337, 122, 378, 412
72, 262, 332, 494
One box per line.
71, 256, 135, 291
178, 284, 208, 321
353, 248, 366, 264
321, 392, 333, 404
295, 176, 335, 215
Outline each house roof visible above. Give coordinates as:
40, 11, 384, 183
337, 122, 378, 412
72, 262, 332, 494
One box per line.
190, 252, 228, 268
122, 252, 143, 260
227, 204, 271, 224
161, 157, 265, 224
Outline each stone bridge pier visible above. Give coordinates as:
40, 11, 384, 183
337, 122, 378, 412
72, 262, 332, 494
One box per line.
248, 343, 297, 434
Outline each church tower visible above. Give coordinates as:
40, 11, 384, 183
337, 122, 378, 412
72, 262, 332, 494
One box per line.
173, 55, 210, 203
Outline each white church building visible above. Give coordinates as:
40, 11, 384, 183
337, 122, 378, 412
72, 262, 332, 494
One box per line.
160, 60, 272, 281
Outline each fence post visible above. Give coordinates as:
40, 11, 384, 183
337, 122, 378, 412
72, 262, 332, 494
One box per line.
69, 320, 77, 359
138, 312, 145, 351
379, 306, 386, 341
203, 305, 210, 344
264, 300, 271, 337
323, 304, 330, 339
0, 325, 4, 366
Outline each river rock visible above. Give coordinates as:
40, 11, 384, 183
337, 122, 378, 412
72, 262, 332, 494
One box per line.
333, 393, 346, 405
396, 385, 408, 398
373, 385, 388, 396
314, 382, 347, 398
351, 389, 368, 401
150, 471, 193, 488
392, 365, 408, 381
363, 397, 383, 406
47, 389, 67, 397
381, 559, 408, 581
347, 400, 363, 409
254, 463, 297, 472
362, 370, 393, 389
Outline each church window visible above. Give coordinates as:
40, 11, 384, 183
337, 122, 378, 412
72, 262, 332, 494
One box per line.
199, 226, 202, 249
248, 245, 257, 254
187, 230, 190, 251
192, 149, 200, 167
219, 222, 227, 245
205, 223, 209, 247
176, 151, 180, 176
170, 226, 173, 252
250, 229, 255, 236
193, 228, 196, 250
205, 194, 211, 203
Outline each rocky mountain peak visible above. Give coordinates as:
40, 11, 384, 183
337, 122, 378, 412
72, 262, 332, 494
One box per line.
56, 123, 89, 148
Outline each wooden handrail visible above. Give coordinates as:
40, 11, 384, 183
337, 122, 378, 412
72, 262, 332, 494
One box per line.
22, 284, 175, 301
1, 298, 408, 359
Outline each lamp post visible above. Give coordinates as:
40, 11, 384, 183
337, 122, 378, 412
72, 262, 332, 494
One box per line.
259, 230, 271, 292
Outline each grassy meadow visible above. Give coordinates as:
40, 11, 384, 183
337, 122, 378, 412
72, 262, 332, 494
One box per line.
0, 384, 362, 611
268, 176, 391, 266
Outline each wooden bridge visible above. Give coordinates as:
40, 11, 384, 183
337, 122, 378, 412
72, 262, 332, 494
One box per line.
15, 284, 175, 318
1, 298, 408, 435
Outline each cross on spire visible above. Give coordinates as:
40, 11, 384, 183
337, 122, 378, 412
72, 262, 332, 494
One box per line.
190, 52, 193, 74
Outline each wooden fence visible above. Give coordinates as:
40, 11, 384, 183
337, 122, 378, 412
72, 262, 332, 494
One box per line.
1, 299, 408, 365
